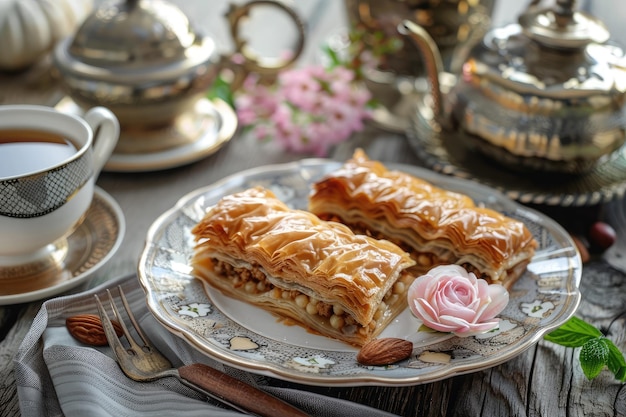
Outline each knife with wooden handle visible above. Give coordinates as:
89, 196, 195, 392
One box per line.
177, 363, 310, 417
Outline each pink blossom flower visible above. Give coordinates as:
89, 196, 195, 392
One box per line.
329, 65, 355, 83
234, 62, 372, 156
279, 68, 321, 112
407, 265, 509, 337
234, 79, 278, 124
251, 124, 272, 142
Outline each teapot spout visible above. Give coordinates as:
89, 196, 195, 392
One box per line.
398, 20, 445, 121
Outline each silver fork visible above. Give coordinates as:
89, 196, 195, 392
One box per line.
95, 286, 309, 417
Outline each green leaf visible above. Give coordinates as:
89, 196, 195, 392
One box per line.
417, 324, 441, 333
605, 339, 626, 382
579, 338, 610, 380
544, 316, 626, 382
544, 316, 603, 347
322, 44, 342, 68
206, 75, 235, 109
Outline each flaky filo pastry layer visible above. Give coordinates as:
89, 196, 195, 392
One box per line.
191, 186, 416, 346
308, 150, 538, 288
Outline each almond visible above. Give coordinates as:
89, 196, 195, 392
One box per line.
66, 314, 123, 346
356, 337, 413, 366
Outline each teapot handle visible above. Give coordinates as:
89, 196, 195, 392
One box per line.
223, 0, 306, 90
398, 20, 445, 121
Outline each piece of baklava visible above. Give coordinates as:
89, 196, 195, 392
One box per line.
309, 150, 538, 289
191, 186, 416, 346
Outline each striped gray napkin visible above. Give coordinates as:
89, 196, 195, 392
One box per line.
14, 274, 398, 417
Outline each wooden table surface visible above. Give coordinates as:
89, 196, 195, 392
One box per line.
1, 1, 626, 416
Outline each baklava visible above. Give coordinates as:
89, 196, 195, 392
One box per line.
309, 150, 537, 288
191, 186, 416, 346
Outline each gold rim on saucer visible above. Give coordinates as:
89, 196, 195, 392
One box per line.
0, 187, 125, 304
56, 97, 238, 173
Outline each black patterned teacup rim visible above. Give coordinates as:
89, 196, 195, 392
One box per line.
0, 105, 95, 218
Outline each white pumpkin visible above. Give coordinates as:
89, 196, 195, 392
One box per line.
0, 0, 93, 71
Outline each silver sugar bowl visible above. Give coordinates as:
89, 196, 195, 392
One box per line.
53, 0, 304, 131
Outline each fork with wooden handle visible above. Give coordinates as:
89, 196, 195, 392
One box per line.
95, 286, 309, 417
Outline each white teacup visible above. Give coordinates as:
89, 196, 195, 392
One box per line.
0, 105, 119, 266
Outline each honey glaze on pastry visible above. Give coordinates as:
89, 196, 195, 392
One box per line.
308, 150, 538, 289
191, 186, 416, 346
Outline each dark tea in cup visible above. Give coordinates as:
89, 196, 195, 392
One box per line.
0, 129, 79, 178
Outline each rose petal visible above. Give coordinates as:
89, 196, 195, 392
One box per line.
411, 298, 439, 324
409, 275, 435, 299
452, 319, 500, 337
436, 297, 477, 321
438, 314, 472, 330
480, 284, 509, 320
442, 280, 474, 305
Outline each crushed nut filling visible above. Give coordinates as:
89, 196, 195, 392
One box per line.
211, 258, 411, 336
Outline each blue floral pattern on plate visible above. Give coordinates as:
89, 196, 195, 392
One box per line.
138, 159, 582, 386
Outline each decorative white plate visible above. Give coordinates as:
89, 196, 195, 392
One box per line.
138, 159, 582, 386
0, 187, 125, 305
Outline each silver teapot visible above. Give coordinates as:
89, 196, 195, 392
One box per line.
402, 0, 626, 174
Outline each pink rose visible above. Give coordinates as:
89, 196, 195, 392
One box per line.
407, 265, 509, 337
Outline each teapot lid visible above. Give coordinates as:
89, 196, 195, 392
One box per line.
63, 0, 215, 72
519, 0, 610, 49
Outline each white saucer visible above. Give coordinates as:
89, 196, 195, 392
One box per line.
0, 187, 125, 305
56, 97, 238, 173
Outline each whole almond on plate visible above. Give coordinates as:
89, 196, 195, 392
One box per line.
356, 338, 413, 366
66, 314, 123, 346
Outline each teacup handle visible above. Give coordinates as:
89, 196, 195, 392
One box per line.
223, 0, 306, 90
83, 107, 120, 178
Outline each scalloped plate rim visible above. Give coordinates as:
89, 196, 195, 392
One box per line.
138, 158, 582, 386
